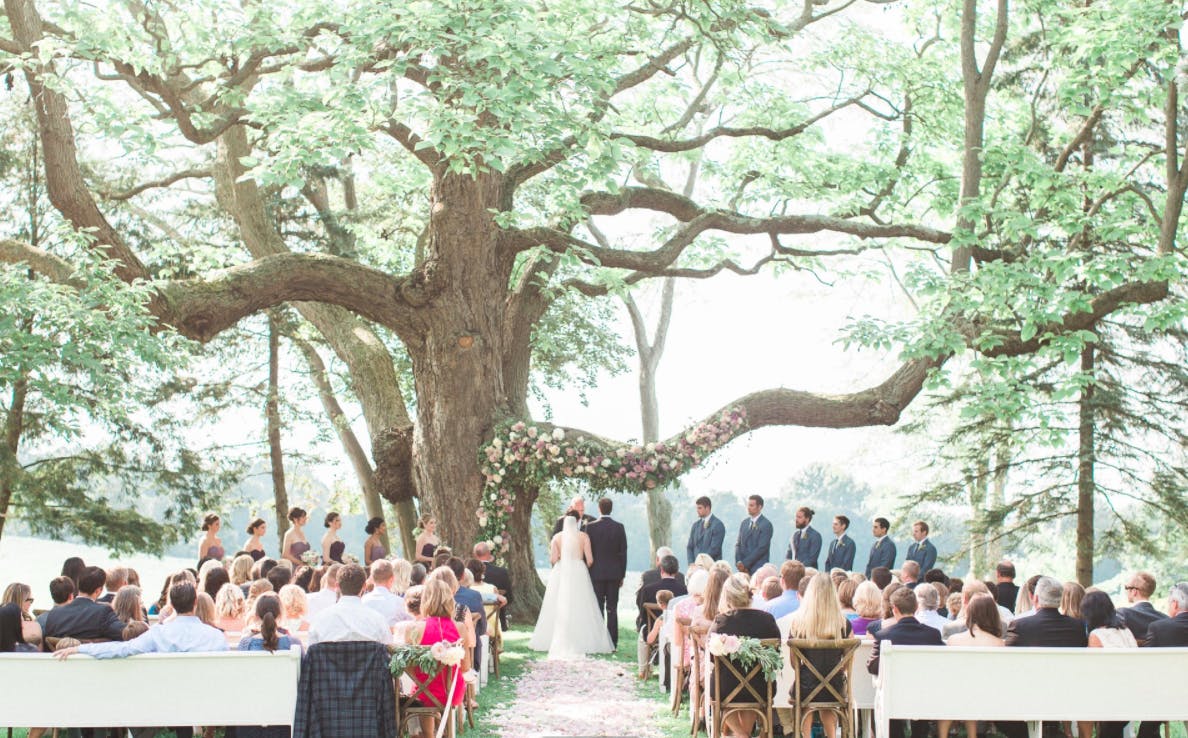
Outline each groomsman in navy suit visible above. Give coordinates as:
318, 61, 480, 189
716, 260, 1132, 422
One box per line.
686, 496, 726, 565
734, 495, 773, 574
824, 515, 856, 571
784, 506, 822, 569
905, 520, 937, 573
864, 517, 896, 578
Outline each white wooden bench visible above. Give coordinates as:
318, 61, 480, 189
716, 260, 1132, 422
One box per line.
0, 646, 301, 728
874, 645, 1188, 738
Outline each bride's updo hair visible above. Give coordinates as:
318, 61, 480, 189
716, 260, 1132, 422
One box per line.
566, 510, 581, 522
719, 573, 753, 614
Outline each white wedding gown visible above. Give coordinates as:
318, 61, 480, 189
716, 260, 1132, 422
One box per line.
529, 516, 616, 659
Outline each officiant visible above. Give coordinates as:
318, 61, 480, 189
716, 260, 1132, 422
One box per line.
552, 495, 596, 534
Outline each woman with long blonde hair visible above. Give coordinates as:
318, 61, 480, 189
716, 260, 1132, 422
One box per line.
788, 573, 853, 738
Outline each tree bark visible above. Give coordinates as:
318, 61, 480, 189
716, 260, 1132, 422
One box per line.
967, 455, 988, 579
267, 316, 290, 547
1075, 341, 1096, 586
505, 482, 544, 621
0, 373, 27, 543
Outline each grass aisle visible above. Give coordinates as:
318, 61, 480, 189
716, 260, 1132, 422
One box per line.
475, 626, 673, 738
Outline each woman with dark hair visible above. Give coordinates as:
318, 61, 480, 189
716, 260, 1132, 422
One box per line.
148, 574, 173, 616
282, 507, 311, 566
294, 565, 315, 593
237, 593, 301, 653
244, 518, 268, 561
938, 594, 1003, 738
199, 513, 225, 562
60, 556, 86, 586
0, 603, 38, 652
202, 567, 230, 602
708, 574, 780, 738
1084, 590, 1135, 648
364, 517, 387, 565
321, 511, 345, 564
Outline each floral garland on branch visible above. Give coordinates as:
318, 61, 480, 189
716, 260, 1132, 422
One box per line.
476, 407, 747, 554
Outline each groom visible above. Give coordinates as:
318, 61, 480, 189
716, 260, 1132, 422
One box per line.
586, 497, 627, 647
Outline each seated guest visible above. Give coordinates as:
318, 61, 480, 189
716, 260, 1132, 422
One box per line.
402, 580, 465, 738
2, 583, 42, 648
646, 590, 675, 645
112, 585, 146, 626
36, 576, 75, 634
0, 604, 39, 652
214, 582, 247, 632
760, 579, 782, 603
1117, 572, 1167, 644
709, 574, 780, 738
394, 585, 425, 644
230, 554, 254, 593
60, 556, 86, 587
1136, 582, 1188, 738
994, 561, 1019, 611
866, 582, 904, 638
243, 579, 274, 628
362, 559, 412, 626
307, 564, 392, 646
194, 592, 218, 628
43, 565, 125, 643
939, 594, 1004, 738
307, 563, 342, 618
694, 569, 729, 631
762, 560, 805, 619
1060, 581, 1085, 619
638, 554, 687, 629
946, 593, 963, 622
870, 567, 893, 590
1083, 591, 1136, 738
410, 563, 428, 587
97, 567, 128, 604
914, 583, 949, 632
278, 584, 311, 632
748, 563, 778, 607
238, 593, 302, 653
868, 586, 944, 738
673, 570, 708, 671
837, 580, 858, 618
786, 573, 853, 738
850, 581, 881, 636
1005, 576, 1087, 647
944, 581, 1012, 640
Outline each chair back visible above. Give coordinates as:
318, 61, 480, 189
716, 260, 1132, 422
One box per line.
645, 603, 663, 631
709, 637, 779, 738
787, 637, 860, 706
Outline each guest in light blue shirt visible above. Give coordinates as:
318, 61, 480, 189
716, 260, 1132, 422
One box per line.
763, 560, 806, 620
56, 583, 227, 660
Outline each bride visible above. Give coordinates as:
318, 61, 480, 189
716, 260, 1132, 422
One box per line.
530, 512, 616, 658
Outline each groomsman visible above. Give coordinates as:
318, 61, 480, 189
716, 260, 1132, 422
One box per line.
686, 496, 726, 564
864, 517, 896, 578
734, 495, 773, 574
784, 506, 822, 569
824, 515, 856, 571
906, 520, 937, 573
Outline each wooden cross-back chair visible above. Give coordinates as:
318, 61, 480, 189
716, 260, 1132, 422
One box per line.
709, 637, 780, 738
670, 616, 693, 715
642, 602, 664, 679
689, 625, 709, 738
397, 663, 457, 738
787, 638, 861, 738
483, 599, 504, 678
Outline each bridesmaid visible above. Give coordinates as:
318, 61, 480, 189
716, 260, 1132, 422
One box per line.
363, 517, 387, 566
322, 512, 345, 564
282, 507, 311, 566
244, 518, 268, 561
199, 514, 225, 563
414, 515, 439, 565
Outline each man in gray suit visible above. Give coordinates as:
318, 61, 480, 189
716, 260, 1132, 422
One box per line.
734, 495, 773, 574
864, 517, 896, 578
686, 496, 726, 564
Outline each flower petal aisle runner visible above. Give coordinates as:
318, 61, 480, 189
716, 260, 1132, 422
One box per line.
488, 657, 665, 738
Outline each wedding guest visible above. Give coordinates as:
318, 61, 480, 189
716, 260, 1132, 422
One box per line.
762, 560, 805, 619
938, 594, 1003, 738
43, 566, 125, 642
673, 570, 708, 670
1117, 572, 1167, 644
1, 583, 42, 648
851, 581, 882, 636
148, 574, 173, 617
697, 569, 729, 628
112, 586, 145, 626
36, 576, 75, 635
393, 585, 425, 645
838, 580, 858, 618
363, 559, 412, 625
201, 566, 230, 602
293, 565, 315, 592
230, 554, 254, 593
199, 513, 226, 563
1083, 590, 1136, 738
868, 587, 944, 738
786, 574, 853, 738
322, 511, 345, 564
282, 507, 311, 566
410, 563, 428, 587
243, 579, 274, 629
308, 564, 392, 646
214, 583, 247, 632
97, 567, 128, 604
709, 574, 780, 738
392, 559, 413, 595
415, 515, 440, 565
403, 579, 465, 738
278, 584, 311, 632
60, 557, 86, 587
195, 592, 217, 628
238, 593, 301, 653
364, 517, 388, 565
244, 518, 268, 561
646, 590, 675, 645
0, 603, 38, 652
1060, 581, 1085, 619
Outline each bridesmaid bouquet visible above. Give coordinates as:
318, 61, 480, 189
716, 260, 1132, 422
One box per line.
300, 550, 320, 567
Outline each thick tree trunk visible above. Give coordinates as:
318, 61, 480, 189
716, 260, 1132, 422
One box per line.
267, 317, 290, 546
0, 373, 27, 543
506, 482, 544, 621
410, 172, 510, 550
1075, 343, 1096, 586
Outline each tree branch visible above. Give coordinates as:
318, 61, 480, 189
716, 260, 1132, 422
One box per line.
100, 167, 211, 201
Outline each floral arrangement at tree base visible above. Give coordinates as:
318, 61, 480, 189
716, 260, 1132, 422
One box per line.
476, 408, 747, 554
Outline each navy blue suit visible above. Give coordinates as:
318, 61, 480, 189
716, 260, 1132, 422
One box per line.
687, 514, 726, 564
785, 526, 822, 569
735, 515, 773, 573
824, 535, 856, 571
864, 536, 896, 578
587, 515, 628, 646
906, 539, 937, 572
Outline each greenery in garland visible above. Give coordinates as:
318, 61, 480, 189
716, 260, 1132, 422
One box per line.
476, 408, 747, 553
707, 634, 783, 683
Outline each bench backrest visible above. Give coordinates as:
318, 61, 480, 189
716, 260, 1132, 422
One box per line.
877, 645, 1188, 722
0, 646, 301, 727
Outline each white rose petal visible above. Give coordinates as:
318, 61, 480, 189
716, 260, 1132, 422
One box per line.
552, 427, 565, 440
